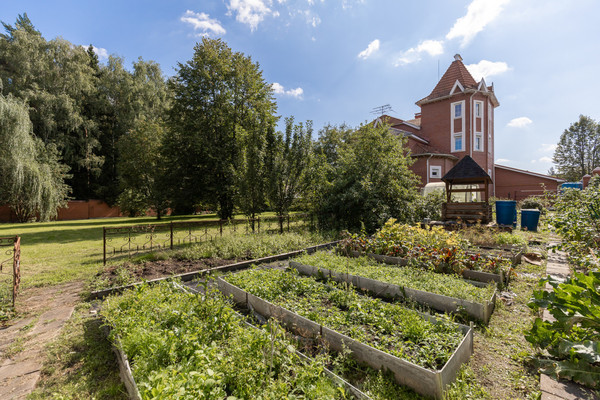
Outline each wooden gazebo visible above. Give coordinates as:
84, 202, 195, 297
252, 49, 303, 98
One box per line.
441, 155, 493, 223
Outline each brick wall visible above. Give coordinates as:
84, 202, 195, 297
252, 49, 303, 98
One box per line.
494, 166, 561, 200
0, 200, 122, 222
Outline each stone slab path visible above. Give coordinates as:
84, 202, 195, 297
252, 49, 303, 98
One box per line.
541, 244, 598, 400
0, 281, 82, 399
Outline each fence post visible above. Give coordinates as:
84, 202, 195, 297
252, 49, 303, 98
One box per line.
170, 222, 174, 250
219, 220, 223, 237
287, 215, 290, 232
103, 227, 106, 266
258, 217, 261, 234
12, 236, 20, 308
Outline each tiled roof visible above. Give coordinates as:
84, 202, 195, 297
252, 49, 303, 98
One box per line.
417, 58, 478, 104
404, 118, 421, 127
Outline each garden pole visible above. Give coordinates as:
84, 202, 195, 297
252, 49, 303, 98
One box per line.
103, 227, 106, 265
170, 222, 174, 250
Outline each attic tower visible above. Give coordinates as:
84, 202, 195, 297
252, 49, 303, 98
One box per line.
415, 54, 499, 189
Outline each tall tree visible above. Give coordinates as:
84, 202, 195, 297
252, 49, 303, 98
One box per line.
116, 119, 168, 218
267, 117, 313, 231
0, 94, 70, 221
166, 38, 277, 219
314, 122, 419, 232
553, 115, 600, 181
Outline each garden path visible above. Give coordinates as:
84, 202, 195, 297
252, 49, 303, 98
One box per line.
0, 281, 83, 399
540, 244, 598, 400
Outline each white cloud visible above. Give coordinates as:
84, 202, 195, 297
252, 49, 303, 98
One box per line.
540, 143, 557, 153
227, 0, 275, 31
92, 46, 108, 61
446, 0, 510, 46
539, 156, 553, 163
395, 39, 444, 66
496, 158, 511, 163
272, 82, 303, 98
466, 60, 510, 80
507, 117, 533, 128
358, 39, 380, 60
181, 10, 226, 36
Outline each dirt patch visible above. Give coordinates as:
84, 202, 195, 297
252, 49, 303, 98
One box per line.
96, 258, 238, 287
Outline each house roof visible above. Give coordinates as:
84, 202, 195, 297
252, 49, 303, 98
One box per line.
442, 155, 492, 184
416, 54, 499, 107
494, 164, 566, 182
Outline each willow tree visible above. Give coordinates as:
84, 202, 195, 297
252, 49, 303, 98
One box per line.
0, 95, 69, 221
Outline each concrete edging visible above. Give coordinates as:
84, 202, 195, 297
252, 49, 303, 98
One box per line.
289, 260, 496, 323
217, 275, 473, 399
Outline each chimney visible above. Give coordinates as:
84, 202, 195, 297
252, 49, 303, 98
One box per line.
583, 174, 591, 189
414, 112, 421, 120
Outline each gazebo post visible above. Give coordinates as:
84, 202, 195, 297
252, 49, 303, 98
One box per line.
445, 182, 451, 203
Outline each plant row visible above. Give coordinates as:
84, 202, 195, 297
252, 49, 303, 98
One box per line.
338, 219, 512, 275
225, 268, 464, 370
101, 282, 348, 399
295, 251, 496, 304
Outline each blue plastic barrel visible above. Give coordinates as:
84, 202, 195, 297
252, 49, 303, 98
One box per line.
496, 200, 517, 227
521, 209, 541, 232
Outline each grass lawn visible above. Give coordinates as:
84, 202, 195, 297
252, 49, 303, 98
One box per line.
0, 213, 291, 290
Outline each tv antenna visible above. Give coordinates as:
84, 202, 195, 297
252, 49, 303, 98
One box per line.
370, 104, 393, 116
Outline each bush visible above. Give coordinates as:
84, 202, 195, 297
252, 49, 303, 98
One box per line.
413, 191, 445, 221
519, 196, 547, 214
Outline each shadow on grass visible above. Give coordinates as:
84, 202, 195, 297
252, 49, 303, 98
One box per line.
29, 310, 127, 400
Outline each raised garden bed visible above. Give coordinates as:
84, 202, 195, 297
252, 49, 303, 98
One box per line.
290, 253, 496, 322
101, 282, 359, 399
221, 268, 473, 399
344, 249, 509, 286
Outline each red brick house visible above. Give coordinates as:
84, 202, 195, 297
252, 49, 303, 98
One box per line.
375, 54, 563, 200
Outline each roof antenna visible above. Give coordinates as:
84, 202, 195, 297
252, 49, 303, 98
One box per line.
370, 104, 393, 116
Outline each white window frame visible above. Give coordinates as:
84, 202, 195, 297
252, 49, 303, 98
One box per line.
473, 100, 484, 152
451, 100, 465, 152
430, 165, 442, 179
488, 103, 493, 154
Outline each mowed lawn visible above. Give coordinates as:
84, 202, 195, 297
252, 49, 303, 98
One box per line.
0, 214, 224, 289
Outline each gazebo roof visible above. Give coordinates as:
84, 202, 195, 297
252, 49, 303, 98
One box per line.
442, 155, 492, 184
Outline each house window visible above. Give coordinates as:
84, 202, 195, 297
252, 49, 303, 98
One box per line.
451, 100, 465, 152
430, 166, 442, 179
475, 102, 481, 117
488, 103, 493, 154
454, 103, 462, 118
454, 135, 462, 151
475, 135, 482, 151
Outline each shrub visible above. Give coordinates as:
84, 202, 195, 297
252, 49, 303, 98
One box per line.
519, 196, 547, 214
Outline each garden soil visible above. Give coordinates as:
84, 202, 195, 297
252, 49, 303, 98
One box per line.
0, 281, 83, 399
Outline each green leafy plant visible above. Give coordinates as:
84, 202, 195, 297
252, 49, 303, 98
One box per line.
525, 271, 600, 388
296, 251, 496, 304
102, 282, 347, 399
226, 268, 464, 370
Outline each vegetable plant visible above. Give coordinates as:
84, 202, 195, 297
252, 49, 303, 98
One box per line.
102, 282, 347, 399
525, 271, 600, 388
296, 251, 496, 304
225, 268, 464, 370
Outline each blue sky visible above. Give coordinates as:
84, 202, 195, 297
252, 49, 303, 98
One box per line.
2, 0, 600, 174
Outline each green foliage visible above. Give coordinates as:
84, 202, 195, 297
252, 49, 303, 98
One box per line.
553, 115, 600, 181
0, 94, 70, 221
519, 196, 548, 215
550, 181, 600, 271
338, 219, 512, 274
117, 119, 168, 218
171, 231, 330, 261
227, 268, 464, 370
166, 37, 277, 218
413, 190, 445, 221
102, 282, 345, 399
296, 251, 496, 303
526, 271, 600, 387
313, 122, 419, 232
267, 117, 313, 226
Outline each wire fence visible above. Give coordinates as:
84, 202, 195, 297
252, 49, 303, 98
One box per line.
102, 214, 314, 265
0, 236, 20, 309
